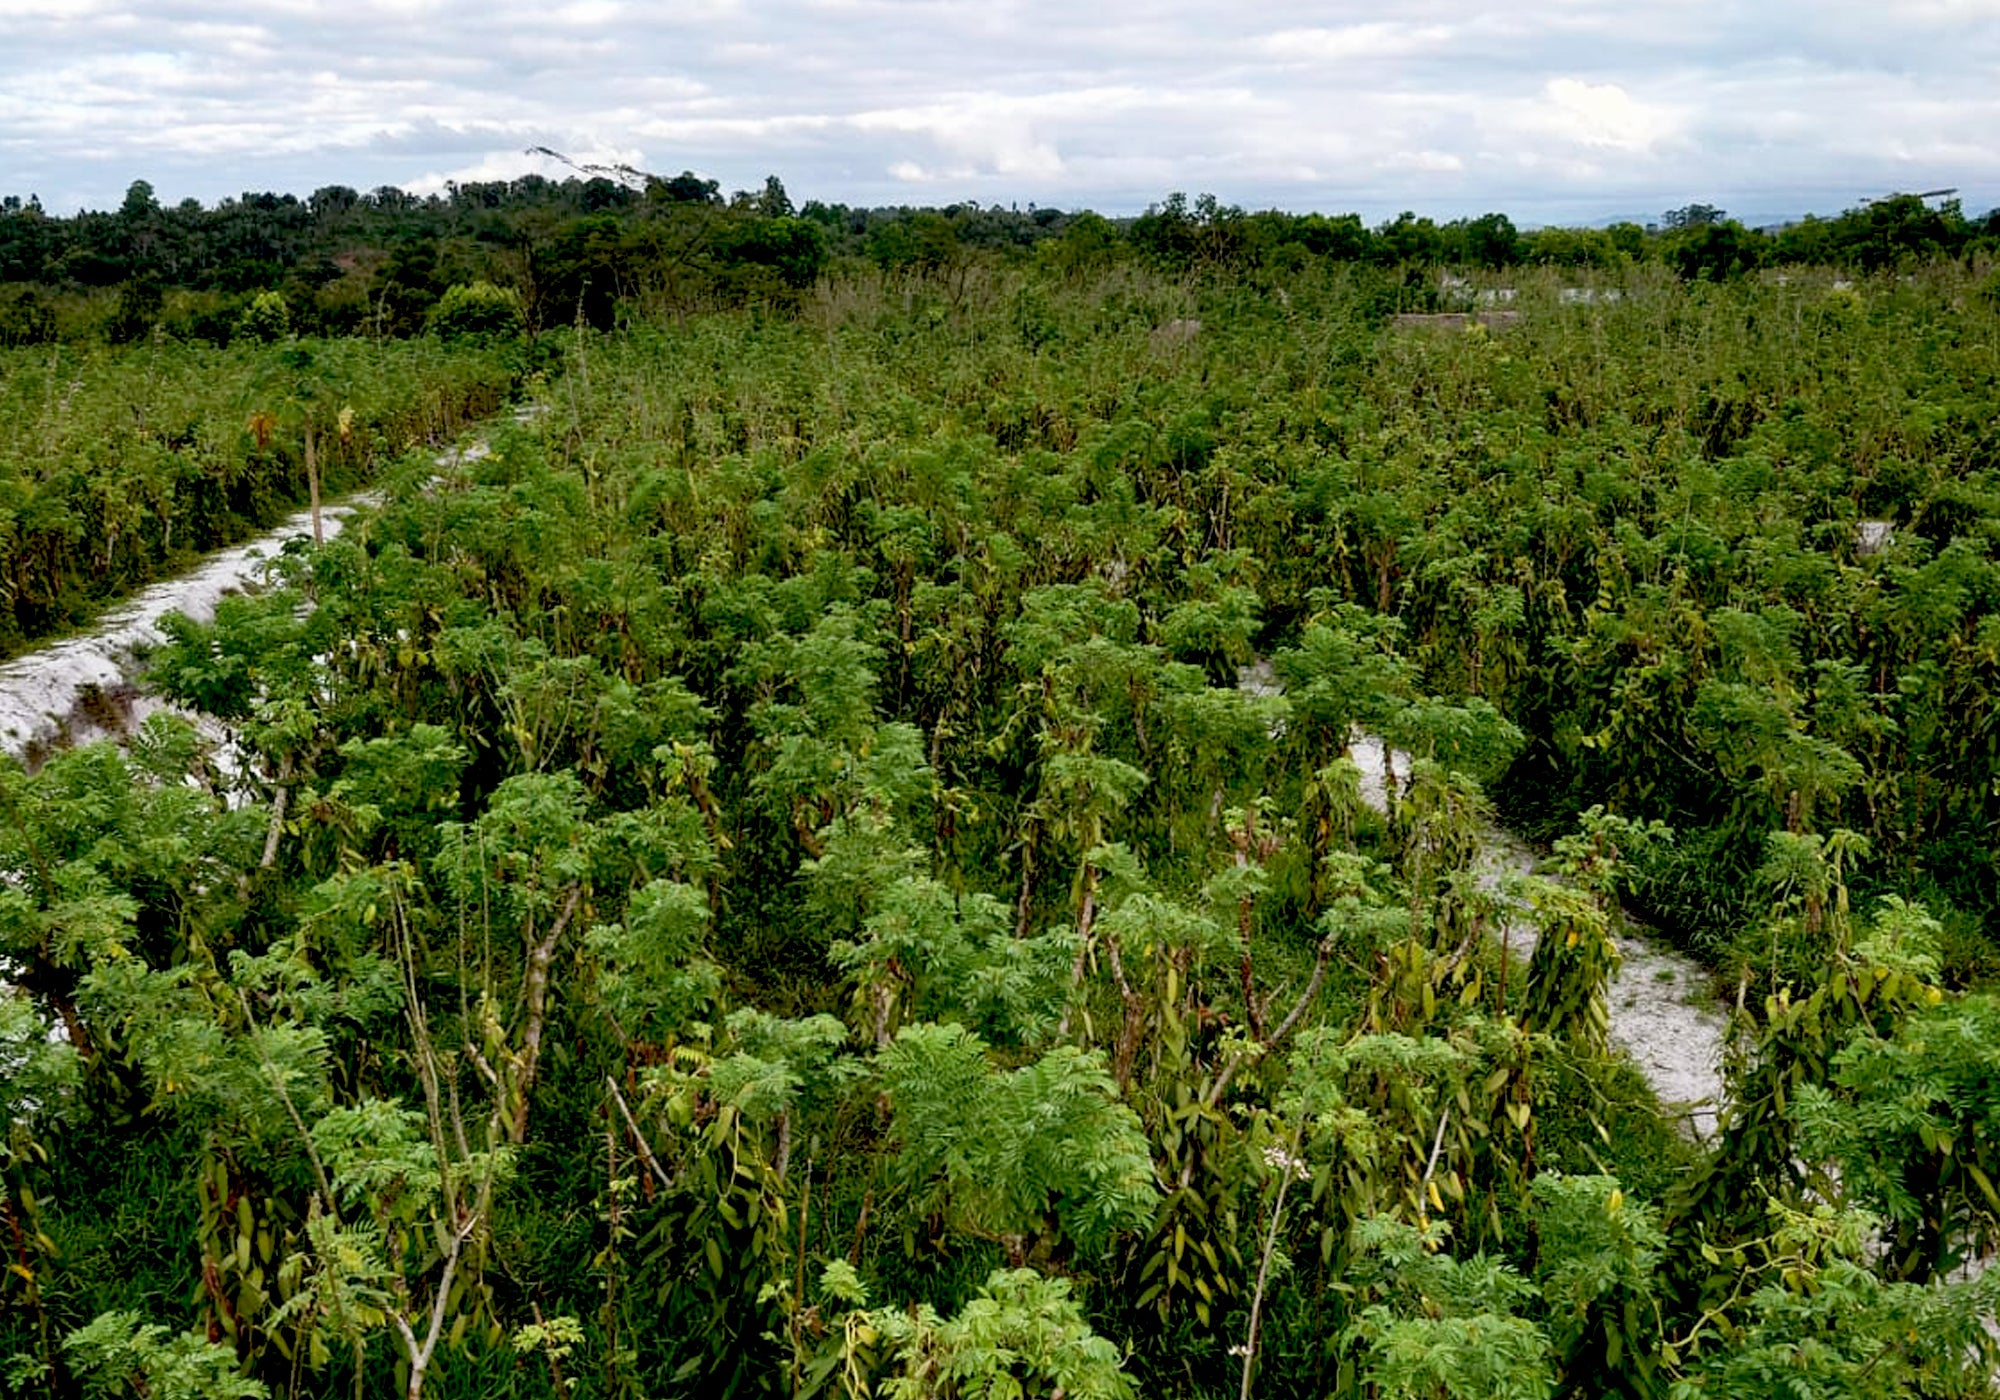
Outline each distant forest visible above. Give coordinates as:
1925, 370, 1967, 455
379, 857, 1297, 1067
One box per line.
3, 168, 1998, 348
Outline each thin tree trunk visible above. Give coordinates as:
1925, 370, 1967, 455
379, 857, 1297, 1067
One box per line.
513, 887, 582, 1143
260, 754, 294, 869
392, 1215, 474, 1400
1054, 866, 1099, 1040
1240, 1149, 1299, 1400
1205, 936, 1333, 1110
1239, 891, 1265, 1042
305, 424, 322, 546
1014, 832, 1036, 938
1103, 928, 1146, 1089
606, 1076, 675, 1191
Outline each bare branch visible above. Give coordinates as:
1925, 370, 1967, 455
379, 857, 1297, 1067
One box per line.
606, 1076, 675, 1192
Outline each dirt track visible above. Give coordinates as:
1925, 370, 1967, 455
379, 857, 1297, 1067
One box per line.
1244, 665, 1731, 1135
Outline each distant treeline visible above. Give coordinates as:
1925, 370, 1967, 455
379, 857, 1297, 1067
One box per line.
3, 170, 1997, 346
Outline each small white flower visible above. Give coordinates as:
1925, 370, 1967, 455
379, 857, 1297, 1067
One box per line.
1261, 1144, 1311, 1182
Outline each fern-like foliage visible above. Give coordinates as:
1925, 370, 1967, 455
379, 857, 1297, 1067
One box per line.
879, 1023, 1156, 1254
871, 1268, 1136, 1400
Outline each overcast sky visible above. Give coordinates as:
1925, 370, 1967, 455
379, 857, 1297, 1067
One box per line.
3, 0, 1996, 226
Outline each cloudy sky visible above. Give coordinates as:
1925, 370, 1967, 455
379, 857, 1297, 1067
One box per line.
3, 0, 1996, 226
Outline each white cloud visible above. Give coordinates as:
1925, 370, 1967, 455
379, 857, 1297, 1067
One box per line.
546, 0, 622, 22
1255, 23, 1458, 64
850, 92, 1117, 180
0, 0, 1991, 221
1404, 150, 1466, 173
1538, 78, 1684, 152
0, 0, 111, 16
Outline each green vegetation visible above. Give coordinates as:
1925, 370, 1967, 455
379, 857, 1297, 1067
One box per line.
0, 335, 520, 655
3, 208, 2000, 1398
4, 175, 1996, 346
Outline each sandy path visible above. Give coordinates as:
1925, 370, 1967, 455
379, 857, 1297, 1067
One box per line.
1242, 663, 1729, 1135
0, 496, 375, 759
0, 423, 513, 763
1362, 740, 1728, 1135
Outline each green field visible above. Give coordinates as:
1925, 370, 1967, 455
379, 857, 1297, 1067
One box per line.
6, 253, 2000, 1399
